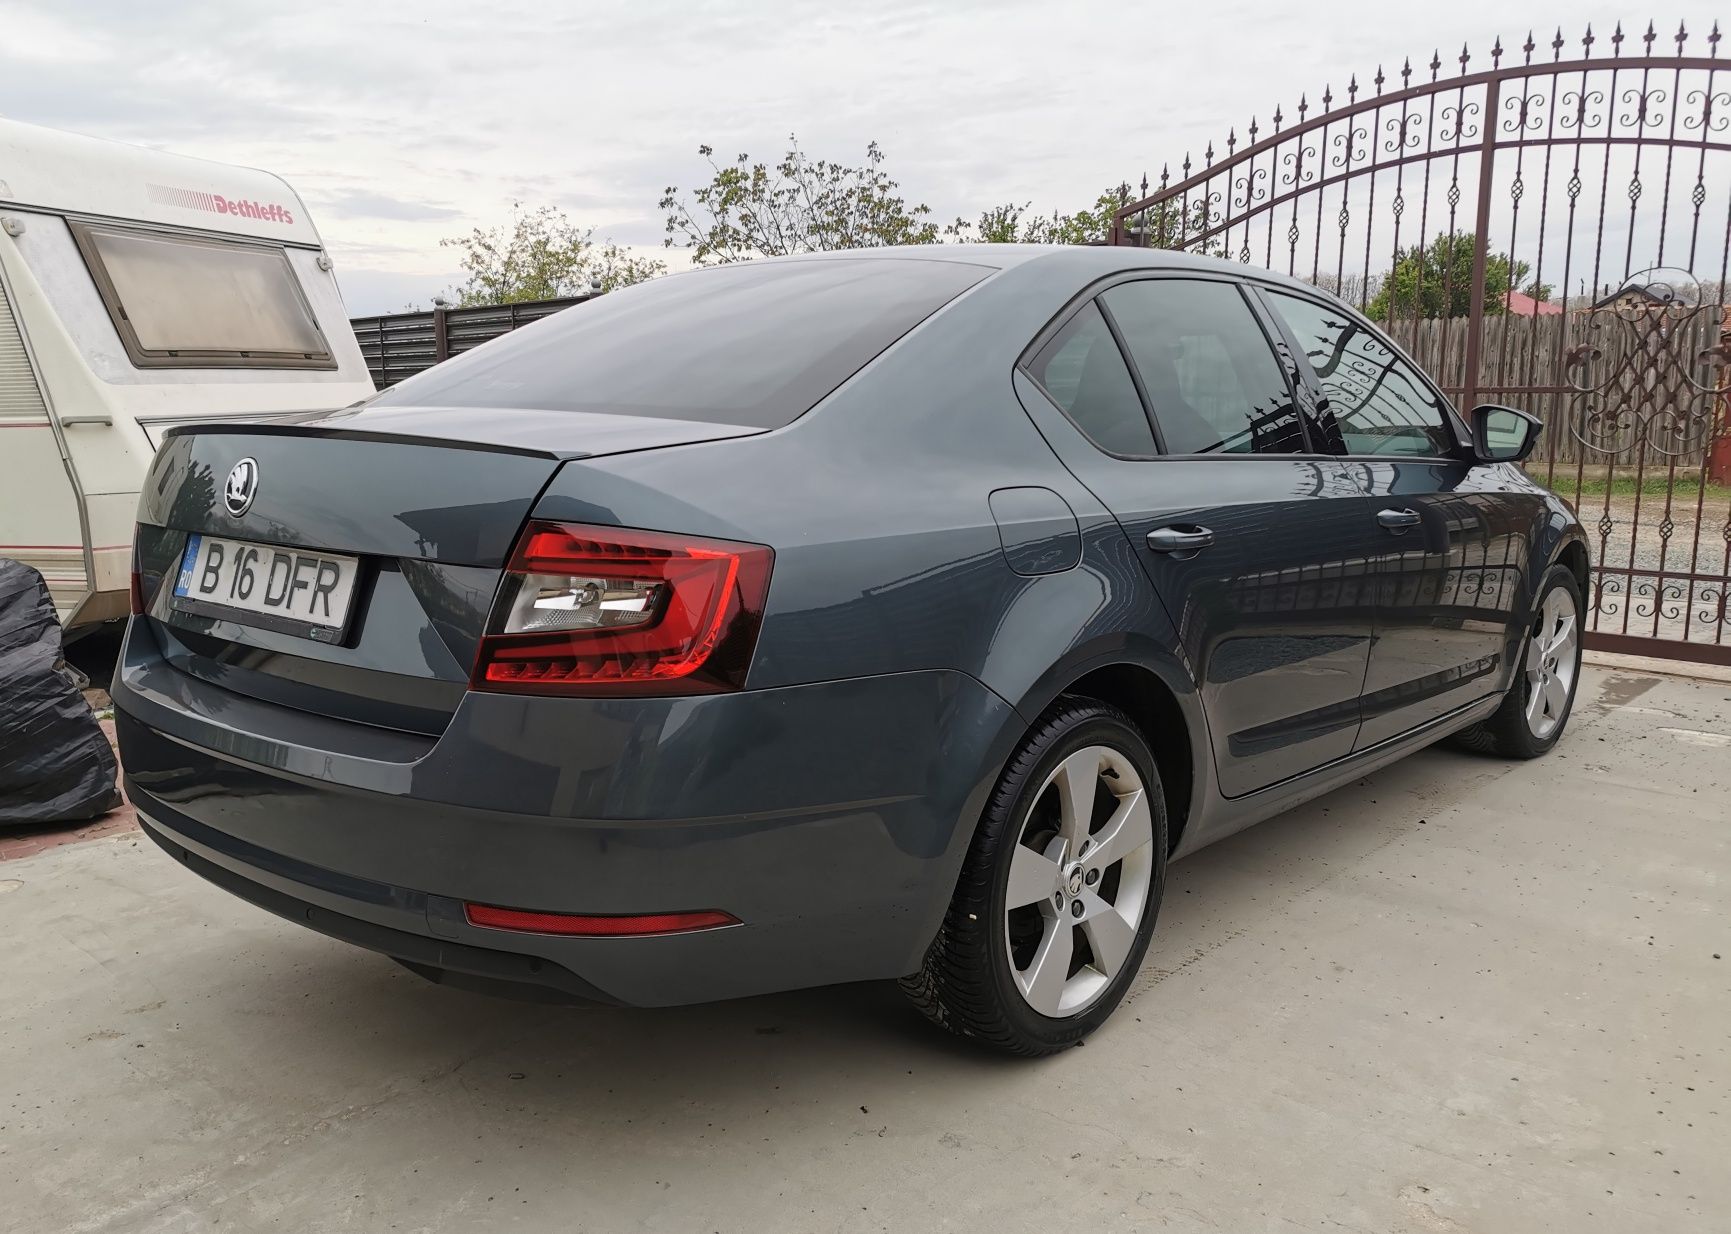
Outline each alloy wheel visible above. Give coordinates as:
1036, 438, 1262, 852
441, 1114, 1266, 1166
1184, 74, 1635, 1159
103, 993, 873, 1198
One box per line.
1524, 587, 1580, 740
1003, 745, 1156, 1017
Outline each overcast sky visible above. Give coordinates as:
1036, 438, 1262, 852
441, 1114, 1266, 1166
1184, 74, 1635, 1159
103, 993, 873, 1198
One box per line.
2, 1, 1724, 313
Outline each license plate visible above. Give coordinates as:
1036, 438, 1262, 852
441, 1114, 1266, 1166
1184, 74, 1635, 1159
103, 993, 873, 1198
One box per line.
171, 534, 360, 642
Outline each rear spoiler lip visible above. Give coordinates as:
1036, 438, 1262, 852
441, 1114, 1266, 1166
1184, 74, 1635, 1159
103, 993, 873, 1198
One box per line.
161, 405, 768, 461
160, 418, 580, 460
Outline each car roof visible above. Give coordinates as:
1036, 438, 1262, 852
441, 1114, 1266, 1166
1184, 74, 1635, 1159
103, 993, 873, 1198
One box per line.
720, 244, 1334, 298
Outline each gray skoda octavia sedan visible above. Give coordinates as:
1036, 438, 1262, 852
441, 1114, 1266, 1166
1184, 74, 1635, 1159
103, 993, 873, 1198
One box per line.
116, 246, 1588, 1054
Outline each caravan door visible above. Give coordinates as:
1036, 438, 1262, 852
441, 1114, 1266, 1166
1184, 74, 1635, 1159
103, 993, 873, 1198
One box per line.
0, 266, 89, 618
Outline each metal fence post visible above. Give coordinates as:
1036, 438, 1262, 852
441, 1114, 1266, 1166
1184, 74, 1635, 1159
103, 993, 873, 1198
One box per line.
1712, 307, 1731, 485
1460, 74, 1502, 412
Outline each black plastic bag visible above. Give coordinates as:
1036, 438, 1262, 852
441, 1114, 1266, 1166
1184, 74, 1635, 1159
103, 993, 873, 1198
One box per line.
0, 559, 122, 824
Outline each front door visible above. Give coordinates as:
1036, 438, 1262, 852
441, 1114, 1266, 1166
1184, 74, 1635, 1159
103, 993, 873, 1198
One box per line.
1260, 289, 1522, 746
1019, 274, 1385, 798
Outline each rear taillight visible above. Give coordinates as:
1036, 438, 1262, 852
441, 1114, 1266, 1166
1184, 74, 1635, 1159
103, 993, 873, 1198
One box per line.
471, 521, 773, 696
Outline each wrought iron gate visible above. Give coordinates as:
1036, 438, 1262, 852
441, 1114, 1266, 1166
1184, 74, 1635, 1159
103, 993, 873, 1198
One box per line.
1111, 21, 1731, 665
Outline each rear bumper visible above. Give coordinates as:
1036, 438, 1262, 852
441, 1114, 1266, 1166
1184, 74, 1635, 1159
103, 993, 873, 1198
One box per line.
113, 618, 1019, 1007
137, 804, 618, 1004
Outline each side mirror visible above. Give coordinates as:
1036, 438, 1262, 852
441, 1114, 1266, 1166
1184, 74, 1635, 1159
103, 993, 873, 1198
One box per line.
1470, 404, 1542, 464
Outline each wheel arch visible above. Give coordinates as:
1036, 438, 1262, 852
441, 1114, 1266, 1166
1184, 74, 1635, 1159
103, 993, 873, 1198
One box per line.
1554, 535, 1590, 594
1037, 658, 1204, 856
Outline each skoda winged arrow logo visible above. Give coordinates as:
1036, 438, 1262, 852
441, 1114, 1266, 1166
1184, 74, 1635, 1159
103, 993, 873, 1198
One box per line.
224, 457, 260, 517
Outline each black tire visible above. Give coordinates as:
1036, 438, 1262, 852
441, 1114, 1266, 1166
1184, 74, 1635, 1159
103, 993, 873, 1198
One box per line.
1454, 563, 1585, 759
902, 696, 1168, 1056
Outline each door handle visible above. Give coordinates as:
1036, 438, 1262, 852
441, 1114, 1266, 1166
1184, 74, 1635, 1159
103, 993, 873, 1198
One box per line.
1377, 507, 1422, 531
59, 415, 114, 427
1146, 525, 1215, 553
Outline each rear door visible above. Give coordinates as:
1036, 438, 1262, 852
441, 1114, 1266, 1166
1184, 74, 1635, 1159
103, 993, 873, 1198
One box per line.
1020, 273, 1384, 798
1259, 289, 1523, 746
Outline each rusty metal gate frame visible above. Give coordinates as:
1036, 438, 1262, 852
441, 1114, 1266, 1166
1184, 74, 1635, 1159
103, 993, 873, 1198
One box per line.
1110, 21, 1731, 665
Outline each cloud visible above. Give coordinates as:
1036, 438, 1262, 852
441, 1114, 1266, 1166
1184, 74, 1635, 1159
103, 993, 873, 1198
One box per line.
315, 190, 463, 223
3, 0, 1728, 310
335, 268, 460, 316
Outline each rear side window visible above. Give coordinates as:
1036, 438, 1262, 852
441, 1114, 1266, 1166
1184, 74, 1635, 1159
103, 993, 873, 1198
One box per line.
1101, 279, 1305, 455
70, 222, 333, 370
372, 258, 991, 428
1025, 301, 1155, 455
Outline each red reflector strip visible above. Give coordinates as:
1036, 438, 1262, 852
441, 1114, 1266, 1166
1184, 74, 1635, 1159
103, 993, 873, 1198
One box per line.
463, 903, 739, 937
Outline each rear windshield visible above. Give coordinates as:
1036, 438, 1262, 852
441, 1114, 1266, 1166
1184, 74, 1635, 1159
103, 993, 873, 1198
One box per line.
371, 257, 992, 428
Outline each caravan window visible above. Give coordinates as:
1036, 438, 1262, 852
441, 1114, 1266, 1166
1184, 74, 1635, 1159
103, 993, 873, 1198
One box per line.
69, 222, 334, 370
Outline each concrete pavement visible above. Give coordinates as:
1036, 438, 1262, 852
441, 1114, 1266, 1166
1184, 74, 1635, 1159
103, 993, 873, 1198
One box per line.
1, 666, 1726, 1233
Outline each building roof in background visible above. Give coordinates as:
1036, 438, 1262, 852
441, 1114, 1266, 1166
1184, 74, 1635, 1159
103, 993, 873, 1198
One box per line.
1505, 290, 1563, 317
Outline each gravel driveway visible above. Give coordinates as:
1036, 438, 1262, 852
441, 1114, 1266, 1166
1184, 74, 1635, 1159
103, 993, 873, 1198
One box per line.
1570, 494, 1731, 648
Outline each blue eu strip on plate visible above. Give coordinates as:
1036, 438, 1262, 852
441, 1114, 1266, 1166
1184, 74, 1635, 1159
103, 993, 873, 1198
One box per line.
174, 534, 202, 597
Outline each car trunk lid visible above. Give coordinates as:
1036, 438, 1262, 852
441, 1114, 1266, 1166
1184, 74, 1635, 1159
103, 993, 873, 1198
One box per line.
133, 408, 763, 735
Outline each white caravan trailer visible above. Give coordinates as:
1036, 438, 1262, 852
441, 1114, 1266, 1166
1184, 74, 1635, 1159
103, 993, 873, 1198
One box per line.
0, 119, 373, 631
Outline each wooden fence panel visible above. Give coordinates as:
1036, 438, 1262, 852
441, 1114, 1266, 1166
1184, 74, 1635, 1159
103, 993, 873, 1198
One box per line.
1395, 311, 1724, 469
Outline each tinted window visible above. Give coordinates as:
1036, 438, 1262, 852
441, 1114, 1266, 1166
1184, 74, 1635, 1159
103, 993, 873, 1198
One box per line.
373, 258, 990, 428
1025, 302, 1154, 455
70, 222, 331, 370
1101, 279, 1304, 455
1266, 291, 1456, 457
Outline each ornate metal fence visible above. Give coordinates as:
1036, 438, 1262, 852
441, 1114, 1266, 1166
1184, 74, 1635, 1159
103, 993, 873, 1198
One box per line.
1110, 21, 1731, 665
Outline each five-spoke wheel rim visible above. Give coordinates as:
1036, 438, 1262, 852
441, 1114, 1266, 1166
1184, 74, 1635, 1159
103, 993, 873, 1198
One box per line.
1524, 587, 1579, 740
1003, 745, 1155, 1018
